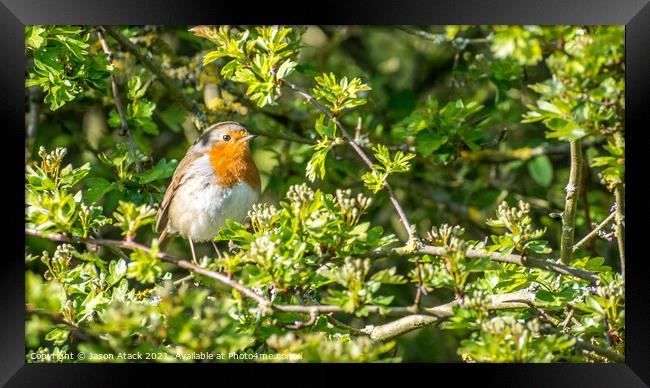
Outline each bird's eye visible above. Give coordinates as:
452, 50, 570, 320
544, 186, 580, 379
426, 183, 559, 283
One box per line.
222, 134, 231, 141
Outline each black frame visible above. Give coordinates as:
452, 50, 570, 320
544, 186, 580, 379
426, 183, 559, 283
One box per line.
3, 0, 648, 386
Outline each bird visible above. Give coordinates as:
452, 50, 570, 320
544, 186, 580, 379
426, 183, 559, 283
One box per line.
156, 121, 261, 262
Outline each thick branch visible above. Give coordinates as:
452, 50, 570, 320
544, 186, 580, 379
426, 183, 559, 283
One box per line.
366, 289, 534, 341
560, 140, 583, 264
97, 27, 141, 173
103, 26, 209, 131
364, 289, 623, 362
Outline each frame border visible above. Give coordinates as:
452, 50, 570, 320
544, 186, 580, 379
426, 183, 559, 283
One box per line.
3, 0, 648, 385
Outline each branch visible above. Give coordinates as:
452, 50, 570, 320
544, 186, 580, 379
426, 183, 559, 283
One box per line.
219, 80, 316, 145
574, 339, 624, 363
26, 228, 269, 307
461, 142, 573, 163
281, 79, 426, 306
614, 184, 625, 277
97, 27, 142, 173
282, 80, 415, 239
25, 227, 611, 359
572, 212, 616, 252
102, 26, 209, 131
362, 290, 624, 363
372, 243, 598, 283
365, 289, 535, 341
560, 140, 583, 264
24, 228, 428, 317
105, 26, 314, 145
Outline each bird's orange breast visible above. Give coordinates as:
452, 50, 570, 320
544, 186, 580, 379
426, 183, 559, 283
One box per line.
208, 141, 260, 190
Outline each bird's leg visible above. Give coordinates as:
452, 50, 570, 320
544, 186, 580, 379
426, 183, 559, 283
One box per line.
211, 240, 223, 259
188, 237, 198, 263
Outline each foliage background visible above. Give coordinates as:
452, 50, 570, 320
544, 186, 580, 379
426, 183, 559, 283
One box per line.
25, 25, 624, 362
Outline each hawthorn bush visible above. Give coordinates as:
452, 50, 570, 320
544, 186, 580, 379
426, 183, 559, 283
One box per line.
25, 25, 624, 362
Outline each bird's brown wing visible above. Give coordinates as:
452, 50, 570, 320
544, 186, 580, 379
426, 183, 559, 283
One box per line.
156, 150, 202, 237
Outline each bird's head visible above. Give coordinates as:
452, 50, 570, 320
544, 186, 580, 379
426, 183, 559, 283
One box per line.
193, 121, 257, 153
192, 121, 260, 189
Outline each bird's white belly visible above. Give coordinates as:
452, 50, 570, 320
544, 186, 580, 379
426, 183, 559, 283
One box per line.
167, 161, 260, 242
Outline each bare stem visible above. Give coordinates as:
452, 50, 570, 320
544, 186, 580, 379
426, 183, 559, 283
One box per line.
366, 289, 535, 341
282, 80, 414, 239
572, 212, 616, 252
372, 243, 598, 283
574, 339, 624, 363
26, 305, 101, 344
362, 290, 623, 363
281, 79, 425, 305
25, 228, 427, 317
560, 140, 583, 264
397, 26, 488, 45
614, 184, 625, 277
96, 27, 141, 173
102, 26, 209, 131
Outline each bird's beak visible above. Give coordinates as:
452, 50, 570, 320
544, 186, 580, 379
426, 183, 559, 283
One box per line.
241, 134, 257, 142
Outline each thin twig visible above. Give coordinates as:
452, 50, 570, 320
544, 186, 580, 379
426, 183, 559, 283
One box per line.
281, 79, 426, 306
26, 228, 269, 307
397, 26, 488, 45
460, 140, 600, 164
562, 306, 575, 333
96, 27, 141, 173
282, 80, 415, 239
106, 25, 319, 145
326, 315, 367, 335
572, 212, 616, 252
574, 339, 624, 363
26, 305, 100, 343
560, 140, 583, 264
173, 274, 194, 286
103, 26, 209, 131
25, 228, 428, 317
371, 244, 598, 283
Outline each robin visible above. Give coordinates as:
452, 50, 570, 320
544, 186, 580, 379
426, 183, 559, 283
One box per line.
156, 121, 261, 261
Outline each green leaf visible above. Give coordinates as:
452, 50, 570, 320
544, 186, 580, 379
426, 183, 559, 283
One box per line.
158, 104, 187, 133
527, 155, 554, 187
26, 26, 47, 50
45, 327, 70, 345
138, 159, 178, 184
306, 144, 332, 182
84, 177, 114, 203
415, 131, 447, 156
